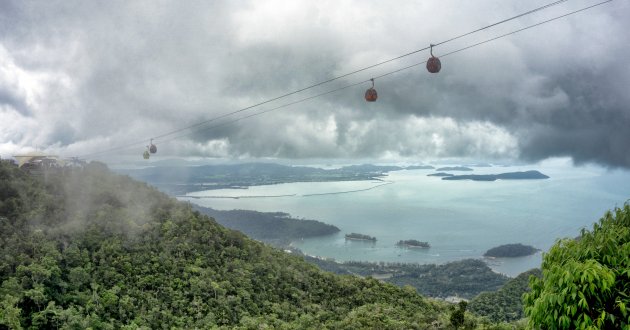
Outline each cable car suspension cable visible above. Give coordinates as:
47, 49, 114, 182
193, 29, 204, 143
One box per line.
78, 0, 611, 158
155, 0, 614, 147
148, 0, 573, 141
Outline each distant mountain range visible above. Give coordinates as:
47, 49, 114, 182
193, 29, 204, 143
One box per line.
116, 162, 549, 195
116, 162, 435, 194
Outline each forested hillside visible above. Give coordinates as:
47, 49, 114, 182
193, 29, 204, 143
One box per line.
307, 259, 509, 300
469, 269, 542, 322
386, 259, 508, 300
0, 161, 516, 329
193, 205, 339, 246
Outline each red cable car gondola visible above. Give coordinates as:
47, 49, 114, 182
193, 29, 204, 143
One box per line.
426, 44, 441, 73
365, 78, 377, 102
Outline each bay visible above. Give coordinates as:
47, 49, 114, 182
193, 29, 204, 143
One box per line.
180, 161, 630, 277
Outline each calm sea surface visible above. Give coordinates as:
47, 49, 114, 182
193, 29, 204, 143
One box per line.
180, 162, 630, 277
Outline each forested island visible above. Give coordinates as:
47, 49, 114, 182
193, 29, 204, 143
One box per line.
192, 205, 339, 246
345, 233, 377, 241
396, 239, 430, 248
484, 243, 539, 258
427, 172, 454, 177
442, 170, 549, 182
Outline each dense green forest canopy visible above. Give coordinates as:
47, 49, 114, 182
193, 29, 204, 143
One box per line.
386, 259, 509, 300
524, 203, 630, 329
0, 160, 518, 329
307, 258, 509, 300
469, 269, 542, 323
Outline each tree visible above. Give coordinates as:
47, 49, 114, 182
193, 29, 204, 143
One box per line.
450, 301, 467, 329
524, 203, 630, 329
0, 294, 23, 329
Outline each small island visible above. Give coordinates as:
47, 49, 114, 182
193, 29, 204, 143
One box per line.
345, 233, 377, 241
436, 166, 474, 171
427, 172, 454, 177
396, 239, 430, 248
442, 170, 549, 182
483, 243, 539, 258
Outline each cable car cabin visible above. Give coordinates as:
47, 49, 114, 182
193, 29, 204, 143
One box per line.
426, 44, 441, 73
143, 150, 150, 159
365, 78, 377, 102
365, 88, 377, 102
149, 139, 157, 153
426, 56, 441, 73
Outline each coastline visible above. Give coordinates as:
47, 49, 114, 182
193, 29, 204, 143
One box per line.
181, 180, 393, 200
182, 165, 629, 278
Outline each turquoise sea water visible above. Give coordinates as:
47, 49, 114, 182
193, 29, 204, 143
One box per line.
180, 162, 630, 277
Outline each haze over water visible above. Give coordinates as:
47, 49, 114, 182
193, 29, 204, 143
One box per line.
182, 160, 630, 277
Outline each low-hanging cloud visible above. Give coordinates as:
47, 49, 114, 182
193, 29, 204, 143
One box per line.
1, 0, 628, 167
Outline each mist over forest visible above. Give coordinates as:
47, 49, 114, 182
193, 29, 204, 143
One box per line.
2, 0, 629, 328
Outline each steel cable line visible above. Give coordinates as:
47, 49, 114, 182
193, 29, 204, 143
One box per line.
432, 0, 571, 47
153, 0, 571, 139
150, 0, 613, 149
88, 0, 615, 159
78, 0, 576, 158
374, 0, 614, 81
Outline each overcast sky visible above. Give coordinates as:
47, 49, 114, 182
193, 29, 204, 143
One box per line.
1, 0, 628, 167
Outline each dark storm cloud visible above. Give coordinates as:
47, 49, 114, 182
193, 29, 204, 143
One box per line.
517, 67, 630, 167
0, 0, 628, 167
0, 88, 29, 116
